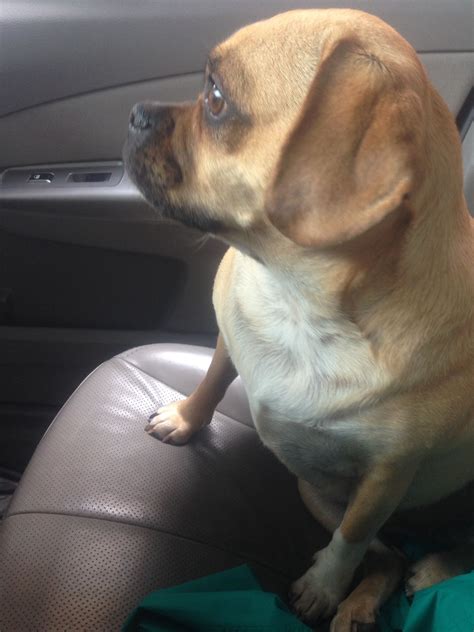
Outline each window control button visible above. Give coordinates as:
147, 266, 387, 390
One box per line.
29, 172, 54, 183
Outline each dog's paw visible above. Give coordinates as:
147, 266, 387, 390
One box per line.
145, 400, 212, 445
289, 551, 351, 624
330, 595, 379, 632
405, 552, 460, 596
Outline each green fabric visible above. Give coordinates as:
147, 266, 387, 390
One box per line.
379, 570, 474, 632
123, 562, 474, 632
123, 564, 311, 632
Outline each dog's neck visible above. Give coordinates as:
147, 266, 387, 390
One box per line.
223, 186, 473, 382
237, 85, 473, 320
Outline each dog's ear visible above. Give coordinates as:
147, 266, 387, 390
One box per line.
265, 38, 423, 247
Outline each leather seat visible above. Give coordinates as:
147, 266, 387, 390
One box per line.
0, 344, 327, 631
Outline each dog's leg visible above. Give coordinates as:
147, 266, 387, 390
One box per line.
297, 478, 344, 532
330, 543, 405, 632
406, 538, 474, 595
297, 479, 405, 631
291, 461, 418, 623
146, 333, 237, 444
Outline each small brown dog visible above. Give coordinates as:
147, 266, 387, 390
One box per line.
124, 9, 474, 630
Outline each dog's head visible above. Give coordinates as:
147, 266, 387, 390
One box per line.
124, 9, 438, 250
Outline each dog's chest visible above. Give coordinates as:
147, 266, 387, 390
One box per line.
215, 255, 385, 482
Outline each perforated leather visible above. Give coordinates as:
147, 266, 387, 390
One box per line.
0, 344, 327, 631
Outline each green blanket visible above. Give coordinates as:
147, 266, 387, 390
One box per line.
123, 565, 311, 631
379, 570, 474, 632
123, 564, 474, 632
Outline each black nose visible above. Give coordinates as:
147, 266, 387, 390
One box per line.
129, 102, 176, 138
129, 104, 153, 131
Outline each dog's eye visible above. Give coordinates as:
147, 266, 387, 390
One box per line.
205, 81, 226, 119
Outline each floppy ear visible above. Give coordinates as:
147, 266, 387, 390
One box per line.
265, 38, 423, 247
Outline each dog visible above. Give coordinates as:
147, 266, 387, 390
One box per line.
124, 9, 474, 630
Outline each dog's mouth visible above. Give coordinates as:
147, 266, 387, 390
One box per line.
123, 134, 224, 235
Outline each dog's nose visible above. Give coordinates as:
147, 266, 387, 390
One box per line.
129, 104, 153, 131
128, 102, 175, 137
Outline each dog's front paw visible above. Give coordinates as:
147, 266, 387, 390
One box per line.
330, 595, 379, 632
145, 399, 212, 445
289, 550, 352, 623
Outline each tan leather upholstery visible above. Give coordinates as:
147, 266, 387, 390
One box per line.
0, 344, 327, 631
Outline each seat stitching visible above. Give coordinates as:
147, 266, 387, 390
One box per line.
118, 357, 253, 429
118, 356, 188, 395
3, 509, 294, 578
116, 346, 150, 361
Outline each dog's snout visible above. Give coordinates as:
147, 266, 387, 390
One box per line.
129, 103, 175, 136
129, 104, 153, 131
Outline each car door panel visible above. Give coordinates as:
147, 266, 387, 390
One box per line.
3, 0, 470, 117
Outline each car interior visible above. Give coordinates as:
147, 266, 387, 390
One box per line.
0, 0, 472, 629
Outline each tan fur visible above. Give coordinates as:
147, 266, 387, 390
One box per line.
124, 8, 474, 628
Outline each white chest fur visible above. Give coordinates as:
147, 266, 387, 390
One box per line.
214, 251, 389, 489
